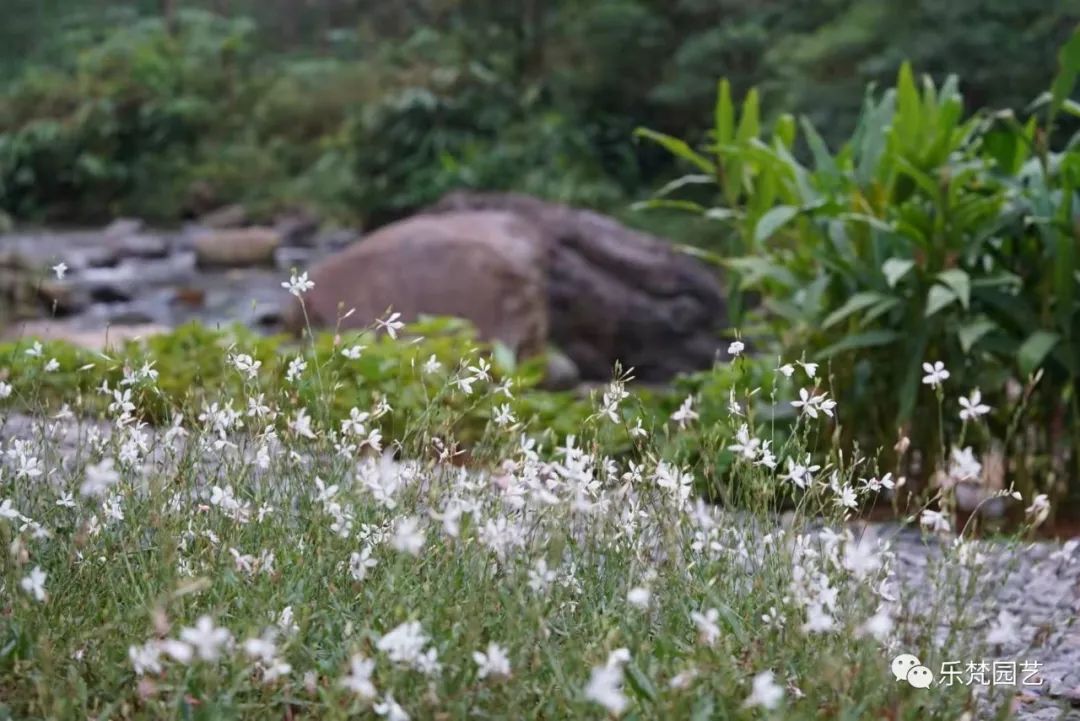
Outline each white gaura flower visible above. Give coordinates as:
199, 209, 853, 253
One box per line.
348, 546, 378, 582
44, 358, 59, 372
473, 642, 511, 679
584, 651, 630, 716
52, 262, 68, 279
20, 566, 47, 602
80, 458, 119, 498
390, 516, 425, 556
626, 586, 651, 610
285, 356, 307, 383
341, 344, 365, 360
783, 455, 820, 490
797, 360, 818, 378
129, 641, 162, 675
422, 354, 442, 374
289, 408, 317, 439
920, 509, 952, 535
339, 654, 378, 699
801, 604, 835, 634
25, 341, 43, 358
986, 609, 1022, 646
1025, 494, 1051, 527
282, 271, 314, 297
948, 446, 982, 483
0, 381, 11, 398
230, 353, 262, 380
858, 605, 894, 642
727, 340, 745, 357
374, 695, 409, 721
777, 362, 796, 378
959, 388, 991, 421
743, 670, 784, 710
375, 311, 405, 339
921, 360, 950, 387
690, 608, 721, 646
670, 395, 698, 429
179, 616, 232, 662
493, 403, 516, 427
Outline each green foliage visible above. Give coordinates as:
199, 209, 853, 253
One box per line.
3, 1, 1078, 226
640, 33, 1080, 497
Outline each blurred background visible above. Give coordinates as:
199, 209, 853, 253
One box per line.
1, 0, 1077, 230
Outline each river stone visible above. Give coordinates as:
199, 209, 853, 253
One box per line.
194, 227, 281, 268
290, 211, 548, 357
424, 192, 730, 381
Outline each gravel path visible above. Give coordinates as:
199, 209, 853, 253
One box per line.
3, 413, 1079, 719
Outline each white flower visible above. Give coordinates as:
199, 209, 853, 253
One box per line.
986, 609, 1022, 646
797, 360, 818, 378
0, 498, 21, 520
783, 455, 820, 490
341, 344, 365, 360
858, 606, 894, 642
727, 340, 745, 357
920, 509, 952, 534
626, 587, 651, 609
959, 389, 991, 421
376, 311, 405, 339
231, 353, 262, 380
26, 341, 43, 358
159, 638, 194, 664
690, 608, 721, 646
52, 262, 68, 279
777, 362, 795, 378
0, 381, 11, 398
179, 616, 232, 662
473, 642, 511, 679
80, 458, 119, 498
20, 566, 47, 601
584, 661, 628, 716
374, 695, 410, 721
1026, 494, 1051, 527
921, 360, 950, 387
743, 670, 784, 710
282, 271, 314, 297
493, 403, 516, 427
948, 446, 982, 484
339, 654, 378, 699
285, 356, 307, 384
422, 355, 442, 374
129, 642, 162, 675
390, 516, 425, 556
348, 546, 378, 582
289, 408, 317, 439
44, 358, 59, 372
670, 395, 698, 429
801, 604, 835, 634
376, 621, 438, 674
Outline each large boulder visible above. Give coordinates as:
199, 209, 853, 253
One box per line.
426, 192, 729, 381
288, 192, 729, 381
292, 211, 548, 356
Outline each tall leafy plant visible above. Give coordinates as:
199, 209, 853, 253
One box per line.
639, 31, 1080, 498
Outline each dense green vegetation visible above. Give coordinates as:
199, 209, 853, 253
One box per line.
1, 1, 1078, 225
639, 42, 1080, 503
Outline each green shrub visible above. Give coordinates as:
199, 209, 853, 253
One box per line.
638, 32, 1080, 500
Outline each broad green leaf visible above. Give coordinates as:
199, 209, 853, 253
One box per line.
652, 174, 714, 199
817, 330, 903, 359
725, 256, 799, 288
773, 113, 796, 149
625, 663, 658, 702
735, 88, 760, 143
957, 317, 998, 353
882, 258, 915, 287
937, 269, 971, 309
634, 128, 715, 174
1018, 330, 1061, 375
925, 285, 957, 317
800, 116, 836, 175
753, 205, 799, 244
630, 198, 708, 214
823, 292, 893, 329
715, 78, 734, 147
